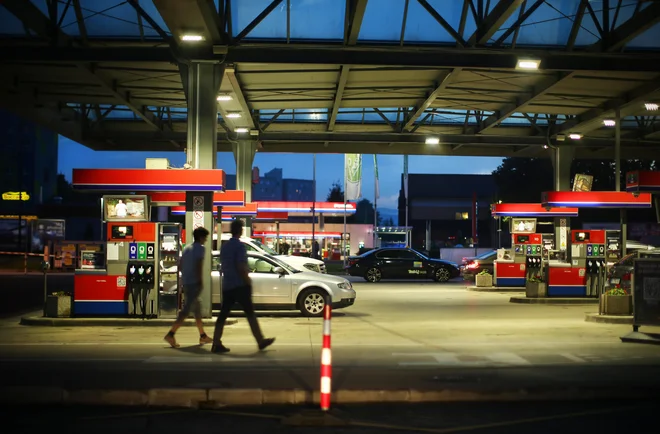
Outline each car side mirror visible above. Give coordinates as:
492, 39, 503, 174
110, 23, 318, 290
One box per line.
273, 266, 285, 276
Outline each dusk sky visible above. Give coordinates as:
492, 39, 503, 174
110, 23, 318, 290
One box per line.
58, 137, 503, 210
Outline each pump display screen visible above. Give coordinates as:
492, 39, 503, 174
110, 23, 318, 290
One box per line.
516, 235, 530, 243
111, 225, 133, 239
575, 232, 590, 242
104, 195, 150, 222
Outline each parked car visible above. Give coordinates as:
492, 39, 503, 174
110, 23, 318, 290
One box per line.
345, 247, 460, 283
607, 249, 660, 292
460, 250, 496, 280
210, 251, 355, 317
213, 233, 326, 274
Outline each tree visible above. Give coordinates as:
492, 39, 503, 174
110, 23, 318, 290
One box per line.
382, 217, 395, 226
352, 198, 381, 225
326, 181, 344, 202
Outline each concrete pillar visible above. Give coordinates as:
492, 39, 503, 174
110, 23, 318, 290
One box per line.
184, 62, 224, 169
181, 61, 224, 318
425, 220, 431, 252
550, 145, 574, 191
232, 140, 257, 237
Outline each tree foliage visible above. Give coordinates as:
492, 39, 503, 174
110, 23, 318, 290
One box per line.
326, 181, 344, 202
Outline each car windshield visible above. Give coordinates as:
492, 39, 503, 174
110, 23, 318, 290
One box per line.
262, 254, 301, 273
252, 238, 279, 255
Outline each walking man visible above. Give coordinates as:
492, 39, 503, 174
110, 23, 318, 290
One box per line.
211, 219, 275, 353
164, 226, 213, 348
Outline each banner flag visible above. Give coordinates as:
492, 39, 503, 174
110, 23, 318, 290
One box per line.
374, 154, 380, 199
344, 154, 362, 200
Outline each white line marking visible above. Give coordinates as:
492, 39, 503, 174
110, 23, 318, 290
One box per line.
488, 352, 532, 366
145, 356, 214, 363
560, 353, 588, 363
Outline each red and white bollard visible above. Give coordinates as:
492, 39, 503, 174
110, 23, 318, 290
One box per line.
320, 298, 332, 411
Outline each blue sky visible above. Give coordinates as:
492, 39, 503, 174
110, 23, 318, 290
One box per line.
58, 137, 502, 209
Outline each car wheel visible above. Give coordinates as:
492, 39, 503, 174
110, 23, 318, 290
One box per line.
434, 267, 451, 283
366, 267, 382, 283
298, 288, 328, 317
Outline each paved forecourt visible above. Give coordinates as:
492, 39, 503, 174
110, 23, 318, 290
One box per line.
2, 280, 660, 402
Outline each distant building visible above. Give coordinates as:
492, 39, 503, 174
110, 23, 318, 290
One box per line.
0, 110, 58, 251
398, 174, 498, 252
226, 168, 314, 202
0, 109, 59, 215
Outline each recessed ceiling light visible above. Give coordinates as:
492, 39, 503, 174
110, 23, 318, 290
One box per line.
226, 112, 242, 119
234, 128, 249, 133
216, 94, 232, 101
603, 119, 615, 127
425, 137, 440, 145
645, 103, 658, 111
516, 58, 540, 70
568, 133, 582, 140
180, 34, 204, 42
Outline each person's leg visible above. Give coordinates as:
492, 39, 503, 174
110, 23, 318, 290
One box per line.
193, 296, 212, 344
236, 286, 274, 349
211, 291, 236, 352
164, 286, 194, 348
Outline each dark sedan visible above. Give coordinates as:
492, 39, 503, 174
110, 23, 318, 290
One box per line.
607, 249, 660, 291
460, 250, 496, 280
345, 247, 460, 283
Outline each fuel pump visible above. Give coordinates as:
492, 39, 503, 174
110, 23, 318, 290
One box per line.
127, 261, 155, 318
585, 242, 606, 297
525, 242, 543, 281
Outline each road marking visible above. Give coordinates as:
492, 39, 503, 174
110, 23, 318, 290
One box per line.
0, 341, 629, 347
393, 352, 532, 367
560, 353, 588, 363
144, 356, 214, 363
487, 352, 532, 365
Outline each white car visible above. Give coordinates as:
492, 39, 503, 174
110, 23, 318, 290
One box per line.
211, 251, 355, 317
213, 233, 326, 274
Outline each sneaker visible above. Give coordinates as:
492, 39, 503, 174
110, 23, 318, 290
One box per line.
199, 335, 213, 345
258, 337, 275, 351
211, 343, 230, 353
164, 334, 179, 348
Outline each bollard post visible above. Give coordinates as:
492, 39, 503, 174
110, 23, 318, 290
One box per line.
320, 296, 332, 411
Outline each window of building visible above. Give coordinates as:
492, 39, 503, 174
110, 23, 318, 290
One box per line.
455, 212, 469, 220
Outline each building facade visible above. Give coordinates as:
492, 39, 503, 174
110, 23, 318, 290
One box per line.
226, 168, 314, 202
398, 174, 498, 253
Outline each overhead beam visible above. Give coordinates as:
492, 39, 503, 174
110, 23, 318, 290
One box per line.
567, 0, 588, 51
467, 0, 523, 46
492, 0, 544, 47
345, 0, 368, 45
475, 72, 576, 133
417, 0, 467, 47
2, 0, 168, 133
328, 66, 350, 131
587, 2, 660, 52
151, 0, 223, 43
233, 0, 283, 43
225, 68, 256, 129
403, 70, 455, 131
4, 45, 660, 72
556, 77, 660, 136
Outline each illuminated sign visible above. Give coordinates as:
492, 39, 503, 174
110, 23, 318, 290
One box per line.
2, 192, 30, 201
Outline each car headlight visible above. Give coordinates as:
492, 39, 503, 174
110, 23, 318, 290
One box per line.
304, 263, 320, 272
337, 281, 352, 290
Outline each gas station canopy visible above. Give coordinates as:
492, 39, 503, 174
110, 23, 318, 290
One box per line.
2, 1, 660, 159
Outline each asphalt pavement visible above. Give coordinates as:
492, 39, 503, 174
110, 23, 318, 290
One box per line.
6, 400, 655, 433
2, 279, 660, 405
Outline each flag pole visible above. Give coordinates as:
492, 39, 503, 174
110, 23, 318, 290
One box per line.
312, 153, 316, 256
374, 154, 378, 248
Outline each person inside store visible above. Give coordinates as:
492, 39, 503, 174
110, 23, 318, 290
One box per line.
312, 239, 320, 260
163, 226, 213, 348
211, 218, 275, 353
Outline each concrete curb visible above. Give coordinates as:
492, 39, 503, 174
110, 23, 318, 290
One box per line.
19, 317, 239, 327
468, 286, 524, 292
510, 296, 598, 305
585, 313, 633, 324
2, 386, 659, 407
